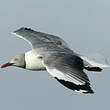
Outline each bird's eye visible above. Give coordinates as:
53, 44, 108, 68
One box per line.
38, 56, 43, 59
14, 58, 19, 61
57, 41, 62, 45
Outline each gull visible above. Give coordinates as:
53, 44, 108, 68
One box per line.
1, 27, 110, 94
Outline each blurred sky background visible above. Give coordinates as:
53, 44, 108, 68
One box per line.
0, 0, 110, 110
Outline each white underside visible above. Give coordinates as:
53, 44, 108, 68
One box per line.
25, 51, 45, 70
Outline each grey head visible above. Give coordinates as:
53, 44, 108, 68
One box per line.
1, 53, 25, 68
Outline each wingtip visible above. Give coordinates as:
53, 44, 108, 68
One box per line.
12, 27, 35, 34
83, 89, 94, 94
75, 86, 94, 94
84, 67, 103, 72
11, 32, 16, 35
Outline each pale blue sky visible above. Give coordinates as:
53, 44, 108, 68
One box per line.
0, 0, 110, 110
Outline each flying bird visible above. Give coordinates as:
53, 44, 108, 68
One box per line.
1, 27, 110, 94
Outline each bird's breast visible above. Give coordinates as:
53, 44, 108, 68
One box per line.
25, 51, 45, 71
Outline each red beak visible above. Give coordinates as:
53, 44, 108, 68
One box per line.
1, 62, 14, 68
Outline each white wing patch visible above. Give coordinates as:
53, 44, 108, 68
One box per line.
75, 90, 88, 93
45, 67, 85, 85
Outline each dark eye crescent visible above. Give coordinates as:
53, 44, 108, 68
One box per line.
14, 58, 19, 61
38, 56, 43, 59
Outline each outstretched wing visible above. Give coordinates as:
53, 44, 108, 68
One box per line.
43, 52, 94, 94
12, 27, 70, 50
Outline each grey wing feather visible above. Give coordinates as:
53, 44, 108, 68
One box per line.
12, 27, 70, 50
43, 52, 94, 93
43, 52, 90, 84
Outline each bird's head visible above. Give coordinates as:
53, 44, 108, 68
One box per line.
1, 53, 25, 68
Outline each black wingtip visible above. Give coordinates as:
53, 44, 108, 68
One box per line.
79, 82, 94, 94
84, 67, 103, 72
83, 89, 94, 94
13, 27, 35, 34
55, 77, 94, 94
19, 27, 34, 32
24, 27, 34, 31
